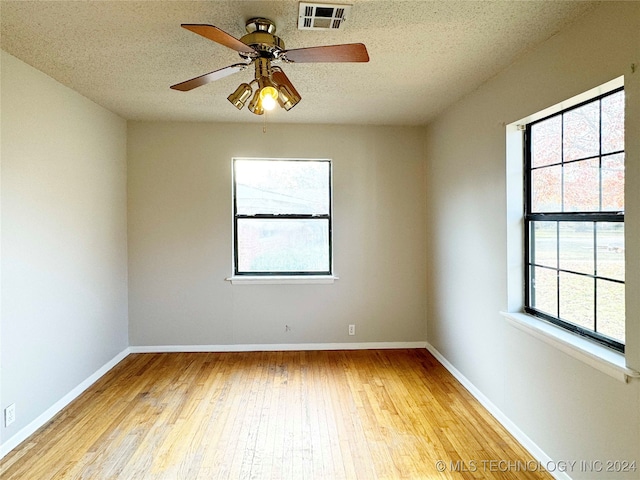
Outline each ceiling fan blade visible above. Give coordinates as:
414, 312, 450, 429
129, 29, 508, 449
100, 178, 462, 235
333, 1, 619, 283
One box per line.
283, 43, 369, 63
181, 24, 256, 55
170, 63, 247, 92
272, 69, 301, 100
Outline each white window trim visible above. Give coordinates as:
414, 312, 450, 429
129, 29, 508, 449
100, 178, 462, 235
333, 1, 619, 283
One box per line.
225, 275, 339, 285
505, 76, 640, 383
501, 311, 639, 383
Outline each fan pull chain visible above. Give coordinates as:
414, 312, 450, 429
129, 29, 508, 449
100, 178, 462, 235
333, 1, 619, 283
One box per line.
263, 109, 268, 134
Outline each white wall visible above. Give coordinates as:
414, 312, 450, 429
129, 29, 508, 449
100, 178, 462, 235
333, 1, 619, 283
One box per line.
127, 122, 427, 347
424, 3, 640, 478
0, 52, 129, 445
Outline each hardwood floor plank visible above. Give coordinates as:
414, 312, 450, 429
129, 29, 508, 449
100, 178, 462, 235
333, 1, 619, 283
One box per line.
0, 350, 553, 479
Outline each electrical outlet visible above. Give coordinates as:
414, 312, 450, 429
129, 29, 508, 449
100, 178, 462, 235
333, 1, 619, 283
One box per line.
348, 324, 355, 336
5, 404, 16, 427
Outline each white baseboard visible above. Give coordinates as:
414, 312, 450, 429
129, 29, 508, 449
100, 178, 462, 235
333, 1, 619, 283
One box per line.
0, 347, 131, 459
424, 342, 571, 480
130, 341, 427, 353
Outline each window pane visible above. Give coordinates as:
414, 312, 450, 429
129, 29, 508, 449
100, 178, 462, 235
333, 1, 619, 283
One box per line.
531, 165, 561, 212
563, 101, 599, 162
524, 87, 624, 351
237, 218, 330, 273
235, 160, 329, 215
531, 267, 557, 316
596, 223, 624, 281
563, 159, 599, 211
532, 116, 561, 168
601, 90, 624, 154
559, 222, 594, 275
531, 221, 557, 268
602, 153, 624, 211
596, 279, 625, 343
559, 272, 594, 331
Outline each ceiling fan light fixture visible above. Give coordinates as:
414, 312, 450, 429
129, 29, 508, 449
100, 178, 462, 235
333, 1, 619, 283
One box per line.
259, 85, 279, 111
276, 84, 301, 111
227, 83, 253, 109
248, 89, 264, 115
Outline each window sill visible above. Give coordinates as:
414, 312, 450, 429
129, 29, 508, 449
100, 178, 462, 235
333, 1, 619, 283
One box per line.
500, 311, 640, 383
225, 275, 339, 285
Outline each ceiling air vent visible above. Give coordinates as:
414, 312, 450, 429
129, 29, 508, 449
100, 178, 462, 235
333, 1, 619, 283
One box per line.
298, 2, 352, 30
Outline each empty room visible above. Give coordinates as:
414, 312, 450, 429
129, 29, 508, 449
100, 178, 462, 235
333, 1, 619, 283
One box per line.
1, 1, 639, 479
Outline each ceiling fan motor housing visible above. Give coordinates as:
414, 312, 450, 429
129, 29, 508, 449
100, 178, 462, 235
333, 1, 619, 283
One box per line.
240, 18, 285, 58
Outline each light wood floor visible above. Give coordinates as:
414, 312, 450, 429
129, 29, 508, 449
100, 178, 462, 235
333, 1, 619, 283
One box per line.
1, 349, 551, 479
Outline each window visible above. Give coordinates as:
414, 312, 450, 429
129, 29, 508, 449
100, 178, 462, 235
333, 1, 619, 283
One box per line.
232, 158, 332, 276
524, 87, 625, 352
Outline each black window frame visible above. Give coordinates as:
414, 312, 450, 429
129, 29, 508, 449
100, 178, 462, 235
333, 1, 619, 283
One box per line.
232, 157, 333, 276
524, 86, 625, 353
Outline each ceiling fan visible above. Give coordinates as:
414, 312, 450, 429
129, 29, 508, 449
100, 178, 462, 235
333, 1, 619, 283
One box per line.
170, 17, 369, 115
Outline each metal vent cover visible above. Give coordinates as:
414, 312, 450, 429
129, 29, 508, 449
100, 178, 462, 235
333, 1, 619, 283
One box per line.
298, 2, 352, 30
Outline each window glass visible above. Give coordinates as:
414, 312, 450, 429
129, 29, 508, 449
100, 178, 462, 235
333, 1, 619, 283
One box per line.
601, 153, 624, 211
525, 88, 625, 352
236, 218, 330, 273
531, 166, 561, 212
233, 159, 332, 275
531, 116, 562, 168
235, 160, 330, 215
563, 101, 599, 162
563, 159, 599, 212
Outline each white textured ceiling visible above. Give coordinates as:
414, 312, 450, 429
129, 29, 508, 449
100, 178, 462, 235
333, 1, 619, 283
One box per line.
1, 0, 599, 125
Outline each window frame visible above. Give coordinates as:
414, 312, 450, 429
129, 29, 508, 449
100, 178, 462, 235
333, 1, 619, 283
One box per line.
232, 157, 333, 277
523, 86, 625, 353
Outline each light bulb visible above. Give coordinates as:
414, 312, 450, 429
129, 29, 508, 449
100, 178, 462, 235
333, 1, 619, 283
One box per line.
260, 86, 279, 111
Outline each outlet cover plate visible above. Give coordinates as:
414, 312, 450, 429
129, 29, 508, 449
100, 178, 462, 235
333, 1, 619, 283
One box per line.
5, 403, 16, 427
